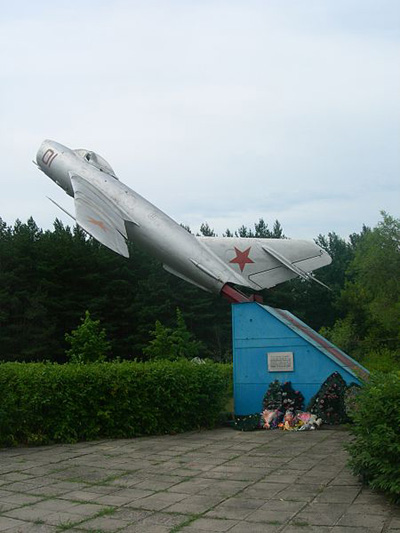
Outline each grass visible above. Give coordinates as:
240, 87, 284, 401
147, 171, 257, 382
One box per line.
96, 507, 116, 517
169, 513, 203, 532
57, 520, 77, 531
55, 506, 116, 531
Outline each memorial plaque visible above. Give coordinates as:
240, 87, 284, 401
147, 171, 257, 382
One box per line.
267, 352, 294, 372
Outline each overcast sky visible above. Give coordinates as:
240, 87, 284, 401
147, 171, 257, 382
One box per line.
1, 0, 399, 239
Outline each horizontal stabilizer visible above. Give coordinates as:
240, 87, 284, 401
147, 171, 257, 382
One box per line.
262, 244, 331, 290
198, 236, 331, 291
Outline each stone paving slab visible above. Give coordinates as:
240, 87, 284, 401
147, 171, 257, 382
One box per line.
0, 427, 398, 532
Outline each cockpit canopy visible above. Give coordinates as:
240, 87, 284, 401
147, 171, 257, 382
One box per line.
74, 149, 118, 179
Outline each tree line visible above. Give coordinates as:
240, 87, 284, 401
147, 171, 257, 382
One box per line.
0, 213, 398, 366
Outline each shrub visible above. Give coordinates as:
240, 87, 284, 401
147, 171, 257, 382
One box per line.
361, 348, 400, 373
346, 371, 400, 502
0, 360, 232, 446
65, 310, 111, 363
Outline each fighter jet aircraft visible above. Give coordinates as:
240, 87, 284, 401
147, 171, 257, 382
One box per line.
35, 140, 331, 302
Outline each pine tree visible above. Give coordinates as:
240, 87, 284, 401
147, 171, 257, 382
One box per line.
143, 308, 204, 361
199, 223, 216, 236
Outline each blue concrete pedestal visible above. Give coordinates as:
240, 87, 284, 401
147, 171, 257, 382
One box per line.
232, 302, 368, 415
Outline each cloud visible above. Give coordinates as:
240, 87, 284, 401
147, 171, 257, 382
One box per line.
0, 0, 399, 240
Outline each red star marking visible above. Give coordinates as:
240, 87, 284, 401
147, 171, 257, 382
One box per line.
88, 217, 107, 232
229, 247, 254, 272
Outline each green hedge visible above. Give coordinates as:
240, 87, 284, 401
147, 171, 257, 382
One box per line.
346, 371, 400, 502
0, 360, 232, 446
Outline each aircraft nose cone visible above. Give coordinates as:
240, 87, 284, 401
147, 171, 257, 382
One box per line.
36, 139, 56, 168
36, 139, 74, 197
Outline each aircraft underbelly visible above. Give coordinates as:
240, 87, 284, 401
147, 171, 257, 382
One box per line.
124, 220, 226, 292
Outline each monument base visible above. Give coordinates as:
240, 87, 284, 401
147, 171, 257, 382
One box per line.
232, 302, 369, 415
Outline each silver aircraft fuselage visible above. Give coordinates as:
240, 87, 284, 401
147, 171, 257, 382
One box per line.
36, 140, 331, 300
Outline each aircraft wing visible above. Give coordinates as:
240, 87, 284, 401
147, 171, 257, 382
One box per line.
70, 173, 130, 258
198, 237, 331, 290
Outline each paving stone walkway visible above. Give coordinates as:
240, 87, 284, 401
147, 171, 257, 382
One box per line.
0, 427, 398, 532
